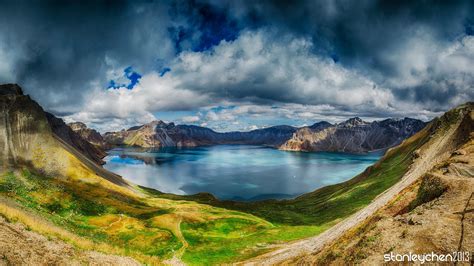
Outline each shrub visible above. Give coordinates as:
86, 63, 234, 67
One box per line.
409, 175, 447, 211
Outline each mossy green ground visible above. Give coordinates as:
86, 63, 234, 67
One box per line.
0, 124, 431, 265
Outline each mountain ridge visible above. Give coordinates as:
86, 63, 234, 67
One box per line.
0, 83, 127, 186
98, 117, 426, 153
103, 120, 299, 148
280, 117, 426, 153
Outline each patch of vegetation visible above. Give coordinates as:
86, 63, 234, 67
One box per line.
408, 174, 447, 211
182, 220, 329, 265
0, 170, 182, 259
0, 172, 23, 193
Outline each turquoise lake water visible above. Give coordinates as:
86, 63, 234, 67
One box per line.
104, 145, 383, 201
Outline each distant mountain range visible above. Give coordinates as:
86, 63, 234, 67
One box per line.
101, 121, 297, 148
72, 115, 426, 154
0, 83, 426, 156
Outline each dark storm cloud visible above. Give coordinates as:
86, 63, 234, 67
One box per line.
207, 0, 474, 105
211, 0, 472, 61
0, 0, 176, 112
0, 0, 472, 130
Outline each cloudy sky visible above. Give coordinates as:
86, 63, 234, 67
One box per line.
0, 0, 473, 132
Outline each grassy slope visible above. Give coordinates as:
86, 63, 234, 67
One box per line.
0, 116, 436, 265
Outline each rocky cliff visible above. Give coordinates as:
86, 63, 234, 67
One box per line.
0, 84, 125, 185
103, 117, 425, 152
0, 84, 52, 170
47, 114, 106, 165
280, 117, 426, 153
68, 121, 109, 150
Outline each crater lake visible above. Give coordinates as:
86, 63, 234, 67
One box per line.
104, 145, 382, 201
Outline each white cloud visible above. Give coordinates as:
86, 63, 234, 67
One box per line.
171, 29, 395, 109
64, 72, 210, 131
181, 115, 200, 123
64, 28, 469, 132
247, 125, 259, 130
381, 31, 474, 108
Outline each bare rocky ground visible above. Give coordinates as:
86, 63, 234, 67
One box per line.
0, 215, 140, 266
294, 139, 474, 265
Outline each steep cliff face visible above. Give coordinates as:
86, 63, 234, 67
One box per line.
280, 117, 426, 153
46, 114, 106, 165
104, 121, 297, 148
104, 121, 175, 148
68, 122, 109, 150
0, 84, 53, 170
0, 84, 126, 186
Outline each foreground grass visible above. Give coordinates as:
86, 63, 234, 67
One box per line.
181, 221, 330, 264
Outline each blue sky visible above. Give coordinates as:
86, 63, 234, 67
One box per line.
0, 0, 472, 132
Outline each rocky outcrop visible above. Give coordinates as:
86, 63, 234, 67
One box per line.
0, 84, 125, 186
280, 117, 426, 153
104, 121, 172, 148
47, 114, 106, 165
104, 121, 297, 148
68, 121, 109, 150
0, 84, 56, 170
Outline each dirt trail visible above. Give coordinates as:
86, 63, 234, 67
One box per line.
457, 192, 473, 252
240, 119, 461, 265
161, 215, 188, 266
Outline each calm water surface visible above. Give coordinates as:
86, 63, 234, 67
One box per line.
104, 145, 382, 201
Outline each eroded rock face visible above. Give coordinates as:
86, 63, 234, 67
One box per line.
280, 117, 426, 153
47, 114, 106, 165
0, 84, 105, 170
0, 84, 53, 170
0, 84, 23, 95
68, 122, 109, 150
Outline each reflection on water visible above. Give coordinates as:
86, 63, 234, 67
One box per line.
104, 145, 383, 201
